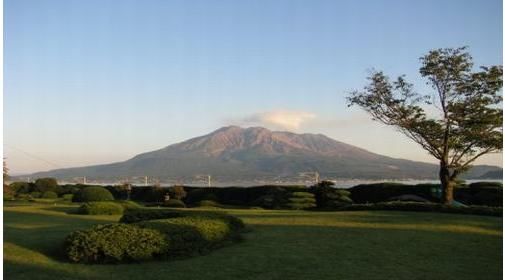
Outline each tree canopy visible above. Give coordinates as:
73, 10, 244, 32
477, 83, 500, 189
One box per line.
348, 47, 502, 203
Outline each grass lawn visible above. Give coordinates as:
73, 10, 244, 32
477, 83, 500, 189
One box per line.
4, 202, 502, 280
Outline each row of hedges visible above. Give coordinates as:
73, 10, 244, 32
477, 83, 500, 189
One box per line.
348, 182, 503, 207
64, 209, 245, 263
77, 201, 142, 215
338, 202, 502, 217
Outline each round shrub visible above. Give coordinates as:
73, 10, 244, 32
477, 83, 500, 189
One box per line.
116, 200, 142, 210
197, 200, 222, 208
138, 216, 237, 256
72, 187, 114, 202
78, 202, 124, 215
29, 191, 42, 198
41, 191, 58, 199
64, 224, 167, 263
163, 199, 186, 208
62, 194, 74, 201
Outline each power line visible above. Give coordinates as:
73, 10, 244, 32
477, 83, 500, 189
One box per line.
4, 144, 62, 169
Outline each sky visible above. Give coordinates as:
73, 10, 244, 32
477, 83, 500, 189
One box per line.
4, 0, 503, 174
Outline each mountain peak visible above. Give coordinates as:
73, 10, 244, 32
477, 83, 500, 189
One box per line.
28, 126, 502, 181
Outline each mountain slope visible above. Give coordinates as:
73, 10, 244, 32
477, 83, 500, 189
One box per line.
29, 126, 502, 181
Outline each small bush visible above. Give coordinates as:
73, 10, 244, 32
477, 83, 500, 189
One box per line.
15, 193, 32, 200
119, 208, 245, 232
29, 191, 42, 198
469, 181, 503, 189
64, 224, 167, 263
197, 200, 223, 208
41, 191, 58, 199
116, 200, 142, 210
73, 187, 114, 202
62, 194, 74, 201
338, 202, 502, 216
78, 202, 124, 215
164, 199, 186, 208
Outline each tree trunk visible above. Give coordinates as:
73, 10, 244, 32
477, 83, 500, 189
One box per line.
439, 163, 454, 205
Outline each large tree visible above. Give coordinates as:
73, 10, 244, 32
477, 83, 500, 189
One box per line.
348, 47, 502, 204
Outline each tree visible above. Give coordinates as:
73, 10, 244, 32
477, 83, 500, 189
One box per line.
169, 185, 187, 200
34, 177, 61, 193
348, 47, 502, 204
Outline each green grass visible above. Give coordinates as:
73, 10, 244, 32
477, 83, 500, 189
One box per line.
4, 202, 502, 280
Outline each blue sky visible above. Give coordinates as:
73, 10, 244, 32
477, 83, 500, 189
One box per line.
5, 0, 503, 174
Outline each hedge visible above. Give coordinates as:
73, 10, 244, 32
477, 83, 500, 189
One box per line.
116, 200, 142, 210
138, 216, 239, 256
64, 224, 167, 263
338, 202, 502, 217
41, 191, 58, 199
64, 210, 246, 264
72, 187, 114, 202
77, 202, 124, 215
163, 199, 186, 208
119, 208, 245, 232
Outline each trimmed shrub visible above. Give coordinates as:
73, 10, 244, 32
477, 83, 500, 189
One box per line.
62, 194, 74, 201
41, 191, 58, 199
119, 208, 245, 232
338, 202, 502, 217
77, 202, 124, 215
169, 186, 187, 200
15, 193, 32, 200
469, 181, 503, 189
138, 216, 235, 256
72, 187, 114, 202
34, 178, 63, 194
196, 200, 223, 208
64, 224, 167, 263
286, 192, 316, 210
29, 191, 42, 198
9, 182, 33, 194
164, 199, 186, 208
120, 208, 186, 223
116, 200, 142, 210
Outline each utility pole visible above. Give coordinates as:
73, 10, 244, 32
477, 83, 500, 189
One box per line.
207, 175, 211, 187
83, 176, 87, 185
144, 176, 148, 186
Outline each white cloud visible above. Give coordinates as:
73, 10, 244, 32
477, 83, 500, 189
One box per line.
232, 110, 316, 130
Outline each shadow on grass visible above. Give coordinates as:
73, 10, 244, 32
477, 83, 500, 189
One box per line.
4, 260, 96, 280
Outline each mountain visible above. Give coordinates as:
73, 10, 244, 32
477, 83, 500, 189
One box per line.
29, 126, 502, 182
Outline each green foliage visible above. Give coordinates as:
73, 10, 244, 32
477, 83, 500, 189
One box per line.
29, 191, 42, 198
77, 202, 124, 215
72, 186, 114, 202
469, 181, 503, 189
138, 216, 238, 257
286, 192, 316, 210
311, 183, 353, 209
163, 199, 186, 208
348, 47, 503, 204
197, 200, 223, 208
64, 224, 167, 263
9, 182, 33, 194
41, 191, 58, 199
169, 185, 187, 200
62, 194, 74, 201
119, 208, 187, 223
34, 178, 62, 194
119, 208, 245, 232
116, 200, 142, 210
15, 193, 33, 200
339, 202, 502, 217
